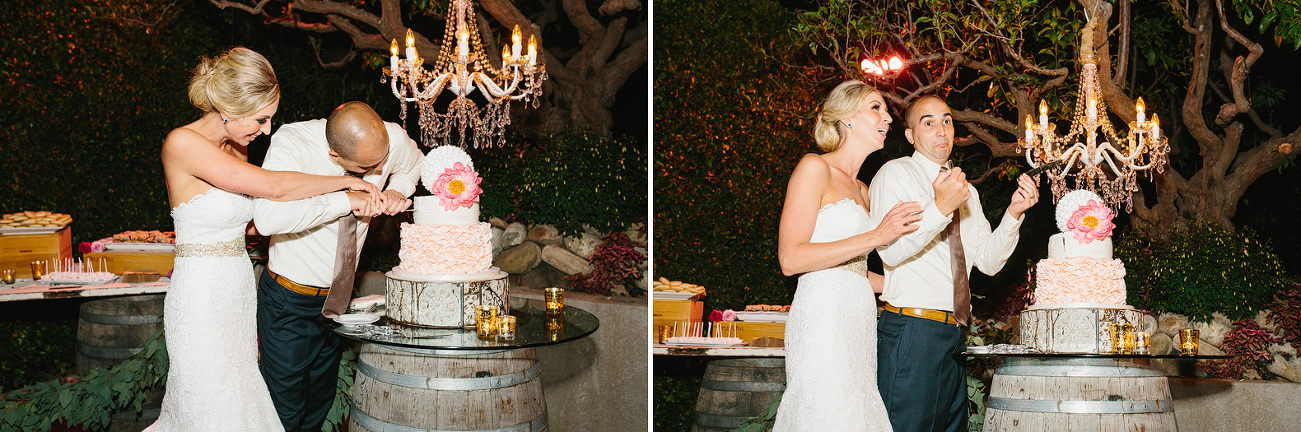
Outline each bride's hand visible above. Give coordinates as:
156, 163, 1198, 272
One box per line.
345, 178, 383, 209
874, 200, 923, 244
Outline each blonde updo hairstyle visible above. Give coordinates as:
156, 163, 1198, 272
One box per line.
813, 80, 877, 152
187, 47, 280, 119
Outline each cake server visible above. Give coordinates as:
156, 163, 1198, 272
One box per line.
1024, 159, 1065, 177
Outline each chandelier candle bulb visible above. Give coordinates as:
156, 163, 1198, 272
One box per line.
511, 25, 522, 59
1087, 98, 1097, 123
1025, 115, 1033, 141
405, 29, 417, 61
528, 35, 537, 66
1136, 97, 1146, 126
1151, 114, 1161, 140
390, 39, 399, 71
502, 45, 510, 64
1039, 100, 1048, 127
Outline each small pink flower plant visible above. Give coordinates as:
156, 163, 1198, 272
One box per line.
1067, 199, 1115, 244
432, 162, 483, 210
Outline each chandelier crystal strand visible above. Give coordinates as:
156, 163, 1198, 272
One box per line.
1018, 19, 1169, 212
384, 0, 547, 148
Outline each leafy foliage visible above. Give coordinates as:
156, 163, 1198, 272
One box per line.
1202, 319, 1280, 379
472, 130, 646, 236
324, 348, 358, 432
734, 392, 781, 431
1116, 226, 1293, 322
565, 231, 648, 296
1266, 282, 1301, 350
1, 328, 167, 431
655, 0, 811, 316
0, 307, 76, 393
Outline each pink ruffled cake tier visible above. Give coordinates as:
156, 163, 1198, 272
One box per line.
1033, 256, 1128, 306
396, 222, 493, 275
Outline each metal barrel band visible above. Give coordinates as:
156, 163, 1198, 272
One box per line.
987, 397, 1174, 414
694, 412, 757, 429
358, 358, 540, 391
699, 379, 785, 392
351, 405, 547, 432
79, 310, 162, 326
76, 341, 143, 360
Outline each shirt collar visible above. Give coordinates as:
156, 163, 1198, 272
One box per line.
912, 151, 946, 177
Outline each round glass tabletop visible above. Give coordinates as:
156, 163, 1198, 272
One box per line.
332, 297, 599, 351
963, 352, 1231, 359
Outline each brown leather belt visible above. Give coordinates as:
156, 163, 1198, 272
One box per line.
267, 269, 330, 297
882, 304, 959, 326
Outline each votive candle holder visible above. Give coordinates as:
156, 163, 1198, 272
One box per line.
475, 305, 499, 341
2, 269, 14, 284
497, 315, 517, 342
544, 287, 564, 315
1134, 331, 1151, 355
29, 261, 47, 281
1179, 328, 1200, 355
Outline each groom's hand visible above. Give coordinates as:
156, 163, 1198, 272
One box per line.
378, 190, 412, 216
347, 191, 382, 218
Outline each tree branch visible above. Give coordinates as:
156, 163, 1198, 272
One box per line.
1212, 0, 1264, 126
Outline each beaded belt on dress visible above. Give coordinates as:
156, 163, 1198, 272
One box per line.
835, 255, 869, 276
174, 238, 245, 257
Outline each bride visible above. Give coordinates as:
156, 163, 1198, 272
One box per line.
147, 47, 381, 430
773, 80, 920, 431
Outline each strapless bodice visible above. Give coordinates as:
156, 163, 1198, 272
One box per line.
170, 188, 252, 245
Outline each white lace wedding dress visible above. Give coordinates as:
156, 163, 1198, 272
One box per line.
146, 188, 284, 431
773, 199, 892, 431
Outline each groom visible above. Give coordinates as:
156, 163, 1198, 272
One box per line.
252, 101, 423, 431
869, 95, 1039, 431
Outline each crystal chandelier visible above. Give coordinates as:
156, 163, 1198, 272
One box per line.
1019, 19, 1169, 212
383, 0, 547, 148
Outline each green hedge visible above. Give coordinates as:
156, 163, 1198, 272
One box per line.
1116, 226, 1293, 322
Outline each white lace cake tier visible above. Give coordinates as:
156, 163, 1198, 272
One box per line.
387, 268, 506, 283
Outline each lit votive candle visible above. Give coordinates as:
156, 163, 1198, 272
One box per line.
544, 287, 564, 315
497, 315, 517, 342
1135, 331, 1151, 355
475, 305, 499, 341
1179, 328, 1200, 356
2, 269, 14, 284
29, 261, 47, 281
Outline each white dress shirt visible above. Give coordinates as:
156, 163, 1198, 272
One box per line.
868, 151, 1024, 312
252, 118, 423, 287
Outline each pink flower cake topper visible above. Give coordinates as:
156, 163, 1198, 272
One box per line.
432, 162, 482, 210
421, 145, 483, 210
1067, 199, 1115, 243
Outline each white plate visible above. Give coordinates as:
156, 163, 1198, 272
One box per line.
335, 313, 381, 326
663, 339, 746, 347
734, 311, 789, 322
652, 291, 700, 301
0, 226, 64, 235
104, 242, 176, 252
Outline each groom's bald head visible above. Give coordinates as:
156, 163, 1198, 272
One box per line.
326, 102, 388, 174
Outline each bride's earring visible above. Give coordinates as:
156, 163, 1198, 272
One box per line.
843, 120, 852, 128
222, 118, 228, 124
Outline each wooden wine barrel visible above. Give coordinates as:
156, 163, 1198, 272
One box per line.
983, 357, 1177, 431
350, 344, 548, 432
691, 358, 786, 432
76, 294, 165, 374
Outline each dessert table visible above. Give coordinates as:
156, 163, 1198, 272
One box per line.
333, 297, 598, 432
970, 353, 1232, 432
0, 278, 170, 302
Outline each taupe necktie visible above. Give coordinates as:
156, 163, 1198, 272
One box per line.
949, 210, 970, 327
322, 213, 358, 319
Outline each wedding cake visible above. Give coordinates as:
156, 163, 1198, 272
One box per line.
1018, 190, 1142, 353
385, 146, 508, 328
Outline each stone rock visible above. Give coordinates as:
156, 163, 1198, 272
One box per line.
1152, 332, 1174, 356
564, 232, 604, 260
489, 217, 508, 230
1196, 341, 1226, 356
494, 242, 541, 274
634, 272, 648, 294
1267, 353, 1301, 382
1270, 343, 1298, 358
516, 263, 570, 290
610, 283, 628, 297
1244, 369, 1263, 381
1158, 313, 1190, 337
528, 224, 562, 246
502, 223, 527, 248
541, 244, 594, 276
624, 222, 647, 246
491, 227, 505, 256
1254, 310, 1274, 333
1193, 313, 1233, 346
1143, 314, 1158, 335
582, 224, 603, 237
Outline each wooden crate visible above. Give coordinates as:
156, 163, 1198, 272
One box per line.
84, 250, 175, 275
0, 228, 72, 278
652, 299, 703, 323
732, 321, 786, 344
